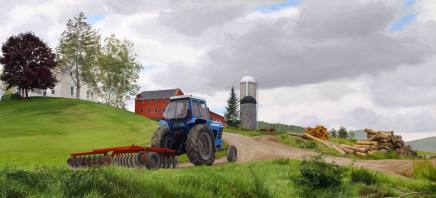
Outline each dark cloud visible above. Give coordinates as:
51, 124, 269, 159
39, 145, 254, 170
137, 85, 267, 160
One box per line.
155, 0, 431, 91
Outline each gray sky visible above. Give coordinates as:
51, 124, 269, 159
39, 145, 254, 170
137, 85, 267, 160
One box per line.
0, 0, 435, 140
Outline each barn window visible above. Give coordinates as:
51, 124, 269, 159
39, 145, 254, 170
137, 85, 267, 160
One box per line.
141, 108, 144, 112
147, 109, 151, 113
51, 89, 55, 95
155, 108, 158, 113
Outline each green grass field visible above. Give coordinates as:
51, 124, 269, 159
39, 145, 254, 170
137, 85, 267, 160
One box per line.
1, 160, 433, 198
0, 97, 158, 167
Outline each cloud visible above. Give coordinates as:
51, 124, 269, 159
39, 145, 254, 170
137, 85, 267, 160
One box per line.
154, 0, 432, 92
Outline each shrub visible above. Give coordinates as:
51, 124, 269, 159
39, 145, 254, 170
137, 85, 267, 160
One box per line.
0, 92, 21, 101
296, 155, 345, 188
413, 160, 436, 182
351, 168, 377, 185
358, 185, 386, 198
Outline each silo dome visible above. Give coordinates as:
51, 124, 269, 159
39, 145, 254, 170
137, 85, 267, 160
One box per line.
240, 76, 256, 83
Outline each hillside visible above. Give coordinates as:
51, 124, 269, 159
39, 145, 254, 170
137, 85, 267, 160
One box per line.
257, 121, 304, 133
0, 97, 158, 166
407, 136, 436, 152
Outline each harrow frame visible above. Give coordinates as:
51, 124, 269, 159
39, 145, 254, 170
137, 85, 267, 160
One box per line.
67, 145, 178, 169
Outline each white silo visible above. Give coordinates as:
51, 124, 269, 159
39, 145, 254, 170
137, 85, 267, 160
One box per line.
240, 76, 257, 129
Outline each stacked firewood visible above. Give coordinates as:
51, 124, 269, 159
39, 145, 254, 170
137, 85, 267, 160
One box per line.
337, 129, 417, 157
304, 125, 329, 140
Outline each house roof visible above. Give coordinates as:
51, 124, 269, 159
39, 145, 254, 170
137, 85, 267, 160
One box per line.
136, 89, 182, 100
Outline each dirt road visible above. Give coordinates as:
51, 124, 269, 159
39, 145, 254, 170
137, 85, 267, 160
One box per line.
221, 132, 434, 178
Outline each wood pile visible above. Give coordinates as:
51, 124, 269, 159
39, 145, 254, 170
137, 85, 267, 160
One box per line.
304, 125, 329, 140
337, 129, 417, 157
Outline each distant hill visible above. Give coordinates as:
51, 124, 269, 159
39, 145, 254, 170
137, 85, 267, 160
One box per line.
258, 121, 305, 133
407, 136, 436, 152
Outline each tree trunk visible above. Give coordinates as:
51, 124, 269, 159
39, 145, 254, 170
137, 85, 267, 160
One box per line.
25, 89, 28, 98
75, 61, 81, 99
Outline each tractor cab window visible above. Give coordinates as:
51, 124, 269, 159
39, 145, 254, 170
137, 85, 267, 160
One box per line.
163, 99, 189, 120
199, 102, 210, 120
192, 101, 201, 118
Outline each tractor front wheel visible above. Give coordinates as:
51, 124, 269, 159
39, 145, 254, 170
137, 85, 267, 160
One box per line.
186, 124, 215, 166
151, 126, 174, 148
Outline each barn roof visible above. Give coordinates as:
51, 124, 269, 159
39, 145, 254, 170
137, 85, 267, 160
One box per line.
136, 89, 183, 100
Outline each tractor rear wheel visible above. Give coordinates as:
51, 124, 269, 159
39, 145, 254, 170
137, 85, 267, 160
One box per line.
151, 126, 174, 148
186, 124, 215, 166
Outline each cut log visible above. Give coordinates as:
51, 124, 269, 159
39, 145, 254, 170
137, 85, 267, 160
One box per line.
303, 133, 345, 155
341, 144, 368, 153
356, 140, 378, 145
367, 150, 376, 155
338, 146, 354, 154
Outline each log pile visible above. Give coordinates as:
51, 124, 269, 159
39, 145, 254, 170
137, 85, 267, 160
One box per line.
337, 129, 417, 157
304, 125, 329, 140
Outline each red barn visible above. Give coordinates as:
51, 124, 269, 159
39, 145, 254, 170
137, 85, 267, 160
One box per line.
135, 88, 225, 123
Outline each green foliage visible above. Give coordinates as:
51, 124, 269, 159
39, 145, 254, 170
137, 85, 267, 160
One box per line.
0, 92, 21, 102
299, 140, 317, 149
351, 168, 378, 185
224, 87, 240, 127
97, 35, 141, 108
357, 185, 389, 198
413, 160, 436, 182
330, 137, 356, 145
225, 127, 265, 136
57, 12, 100, 99
329, 128, 337, 137
257, 121, 305, 133
338, 126, 349, 139
296, 155, 345, 188
0, 97, 157, 167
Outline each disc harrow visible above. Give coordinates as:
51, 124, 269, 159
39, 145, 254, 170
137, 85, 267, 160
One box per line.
67, 145, 178, 169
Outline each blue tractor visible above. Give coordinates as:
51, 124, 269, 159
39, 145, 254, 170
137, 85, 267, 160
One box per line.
151, 95, 237, 165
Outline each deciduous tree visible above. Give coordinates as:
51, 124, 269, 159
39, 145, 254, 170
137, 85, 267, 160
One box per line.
0, 32, 57, 98
57, 12, 100, 99
97, 35, 141, 108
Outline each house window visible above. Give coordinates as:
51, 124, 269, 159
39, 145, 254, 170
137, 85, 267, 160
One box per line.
86, 91, 90, 99
51, 89, 55, 95
70, 87, 74, 96
141, 109, 144, 112
155, 108, 158, 113
147, 109, 151, 113
43, 90, 46, 96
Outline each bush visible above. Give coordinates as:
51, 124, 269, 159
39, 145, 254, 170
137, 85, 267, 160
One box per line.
296, 155, 345, 188
358, 185, 387, 198
413, 160, 436, 182
351, 168, 377, 185
1, 92, 21, 101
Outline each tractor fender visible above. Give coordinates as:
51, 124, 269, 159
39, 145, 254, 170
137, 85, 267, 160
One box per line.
159, 120, 168, 126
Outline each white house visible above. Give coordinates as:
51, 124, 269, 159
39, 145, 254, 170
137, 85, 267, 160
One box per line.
26, 71, 103, 102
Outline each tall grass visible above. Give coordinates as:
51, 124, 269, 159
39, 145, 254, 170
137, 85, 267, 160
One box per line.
413, 159, 436, 182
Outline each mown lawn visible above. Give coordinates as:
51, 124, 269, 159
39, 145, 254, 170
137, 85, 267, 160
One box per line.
0, 160, 434, 198
0, 97, 158, 167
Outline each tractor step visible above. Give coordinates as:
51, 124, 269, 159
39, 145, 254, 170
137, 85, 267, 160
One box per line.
67, 145, 178, 169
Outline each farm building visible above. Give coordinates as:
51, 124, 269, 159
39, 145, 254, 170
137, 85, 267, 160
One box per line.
135, 89, 225, 123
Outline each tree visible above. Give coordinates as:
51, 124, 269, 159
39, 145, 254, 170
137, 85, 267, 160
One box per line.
329, 128, 337, 138
224, 86, 240, 127
57, 12, 100, 99
338, 126, 349, 139
96, 35, 141, 108
0, 32, 57, 98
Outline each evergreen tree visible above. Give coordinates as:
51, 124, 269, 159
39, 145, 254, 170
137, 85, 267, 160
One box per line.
0, 32, 57, 98
97, 35, 141, 108
57, 12, 100, 99
338, 126, 349, 139
329, 128, 337, 138
224, 86, 240, 127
